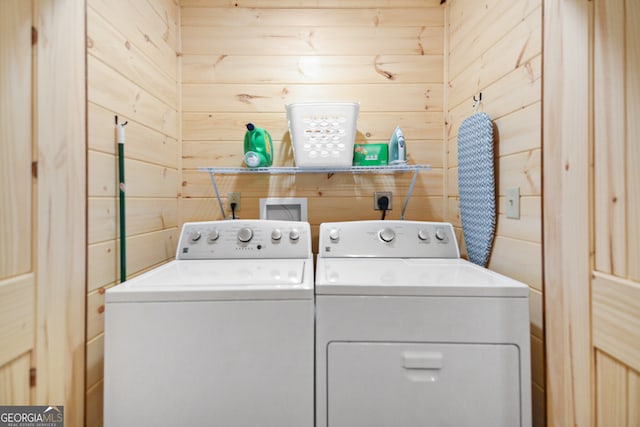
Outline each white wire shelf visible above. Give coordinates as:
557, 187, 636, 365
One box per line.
199, 164, 432, 220
197, 164, 431, 174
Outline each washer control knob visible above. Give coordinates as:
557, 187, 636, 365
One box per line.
207, 229, 220, 242
435, 229, 446, 241
271, 228, 282, 241
237, 227, 253, 243
379, 228, 396, 243
189, 231, 202, 242
289, 228, 300, 241
329, 228, 340, 241
418, 229, 430, 241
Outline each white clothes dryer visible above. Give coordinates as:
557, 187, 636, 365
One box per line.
315, 220, 531, 427
104, 220, 314, 427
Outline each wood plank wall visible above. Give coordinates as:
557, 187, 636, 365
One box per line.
444, 0, 544, 425
592, 0, 640, 423
542, 1, 592, 425
180, 0, 445, 244
34, 1, 87, 424
85, 0, 180, 424
0, 0, 34, 406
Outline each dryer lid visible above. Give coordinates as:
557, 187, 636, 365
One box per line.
106, 259, 313, 302
315, 258, 528, 297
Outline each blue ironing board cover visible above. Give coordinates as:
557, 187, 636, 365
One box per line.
457, 112, 496, 267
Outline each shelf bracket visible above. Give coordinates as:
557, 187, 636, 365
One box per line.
207, 170, 227, 219
401, 168, 420, 220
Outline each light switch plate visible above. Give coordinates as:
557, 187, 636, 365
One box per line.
506, 187, 520, 219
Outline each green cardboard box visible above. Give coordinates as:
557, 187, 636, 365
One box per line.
353, 143, 389, 166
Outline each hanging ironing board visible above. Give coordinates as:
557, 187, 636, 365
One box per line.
457, 112, 496, 267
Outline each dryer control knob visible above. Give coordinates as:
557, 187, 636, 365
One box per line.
271, 229, 282, 241
207, 229, 220, 242
189, 231, 202, 242
237, 227, 253, 243
435, 229, 446, 241
289, 229, 300, 241
418, 229, 430, 241
379, 228, 395, 243
329, 228, 340, 241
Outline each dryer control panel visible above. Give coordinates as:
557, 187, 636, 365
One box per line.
177, 220, 312, 260
318, 220, 460, 259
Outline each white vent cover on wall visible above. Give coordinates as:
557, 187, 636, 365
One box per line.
259, 198, 308, 222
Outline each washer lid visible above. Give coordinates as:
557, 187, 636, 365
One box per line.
315, 258, 529, 297
106, 259, 313, 302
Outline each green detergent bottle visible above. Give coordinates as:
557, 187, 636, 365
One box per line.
243, 123, 274, 168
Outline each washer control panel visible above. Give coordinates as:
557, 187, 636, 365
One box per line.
177, 220, 311, 260
318, 220, 460, 259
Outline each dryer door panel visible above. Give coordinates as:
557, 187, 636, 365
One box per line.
327, 342, 521, 427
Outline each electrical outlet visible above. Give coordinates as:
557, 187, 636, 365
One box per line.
228, 192, 241, 212
506, 187, 520, 219
374, 192, 393, 210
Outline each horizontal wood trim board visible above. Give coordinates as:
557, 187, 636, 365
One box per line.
181, 84, 444, 113
182, 54, 443, 85
182, 7, 444, 27
593, 271, 640, 372
181, 0, 444, 7
181, 26, 444, 56
0, 274, 34, 367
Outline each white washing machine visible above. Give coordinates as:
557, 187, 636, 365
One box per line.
104, 220, 314, 427
315, 220, 531, 427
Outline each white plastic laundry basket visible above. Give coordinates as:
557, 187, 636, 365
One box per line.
286, 102, 359, 168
